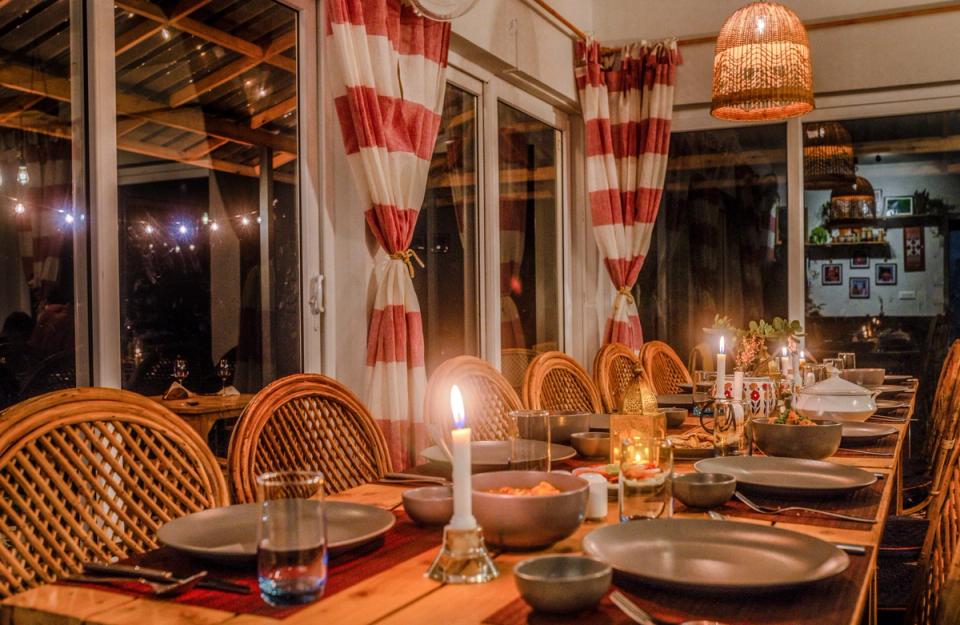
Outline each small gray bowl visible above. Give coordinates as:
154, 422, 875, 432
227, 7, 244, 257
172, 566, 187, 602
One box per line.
514, 555, 612, 614
402, 486, 453, 526
663, 408, 687, 429
570, 432, 610, 459
672, 473, 736, 509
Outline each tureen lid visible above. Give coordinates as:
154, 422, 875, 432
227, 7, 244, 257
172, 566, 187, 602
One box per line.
799, 372, 871, 396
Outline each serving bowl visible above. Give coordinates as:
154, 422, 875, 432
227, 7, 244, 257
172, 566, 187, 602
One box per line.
795, 373, 878, 422
751, 418, 842, 460
672, 473, 736, 509
514, 555, 611, 614
401, 486, 453, 526
663, 408, 687, 429
472, 471, 588, 549
570, 432, 609, 458
840, 368, 885, 387
545, 411, 592, 444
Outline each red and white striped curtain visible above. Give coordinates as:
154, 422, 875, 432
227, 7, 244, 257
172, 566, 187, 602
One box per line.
328, 0, 451, 469
575, 39, 680, 351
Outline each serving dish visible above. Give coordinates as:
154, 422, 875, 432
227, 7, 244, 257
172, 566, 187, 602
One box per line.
795, 373, 878, 422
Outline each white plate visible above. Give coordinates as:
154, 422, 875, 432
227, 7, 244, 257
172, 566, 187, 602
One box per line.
420, 440, 576, 469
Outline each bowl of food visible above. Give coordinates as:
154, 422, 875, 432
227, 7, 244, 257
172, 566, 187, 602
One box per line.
840, 368, 885, 387
401, 485, 453, 526
795, 373, 878, 422
672, 472, 736, 509
751, 412, 842, 460
570, 432, 610, 459
472, 471, 588, 549
514, 555, 611, 614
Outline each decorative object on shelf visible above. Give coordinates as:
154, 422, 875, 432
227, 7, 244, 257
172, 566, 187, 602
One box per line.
808, 225, 829, 245
912, 189, 929, 215
830, 176, 876, 220
407, 0, 478, 20
850, 254, 869, 269
904, 226, 925, 272
885, 195, 914, 217
875, 263, 897, 286
711, 1, 814, 121
803, 122, 854, 189
849, 277, 869, 299
822, 263, 842, 285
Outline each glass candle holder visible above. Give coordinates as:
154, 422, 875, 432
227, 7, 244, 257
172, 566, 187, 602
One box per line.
609, 412, 666, 464
506, 410, 550, 471
713, 398, 748, 457
619, 436, 673, 522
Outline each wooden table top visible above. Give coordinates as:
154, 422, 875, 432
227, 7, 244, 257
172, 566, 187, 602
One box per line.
1, 397, 915, 625
150, 393, 254, 416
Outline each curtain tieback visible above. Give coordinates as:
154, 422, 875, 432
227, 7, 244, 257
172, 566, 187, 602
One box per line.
390, 249, 425, 278
614, 286, 635, 310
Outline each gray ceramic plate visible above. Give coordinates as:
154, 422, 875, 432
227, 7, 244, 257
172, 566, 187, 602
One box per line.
841, 422, 898, 444
876, 399, 909, 413
694, 456, 876, 495
583, 519, 849, 591
420, 440, 577, 468
157, 502, 396, 564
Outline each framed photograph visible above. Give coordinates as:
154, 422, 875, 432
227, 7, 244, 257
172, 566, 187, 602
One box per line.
822, 263, 843, 285
849, 276, 870, 299
876, 263, 897, 286
850, 254, 869, 269
885, 195, 914, 217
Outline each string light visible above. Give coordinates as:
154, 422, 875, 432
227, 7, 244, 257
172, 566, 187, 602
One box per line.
178, 224, 187, 234
241, 216, 250, 226
13, 201, 24, 215
161, 28, 171, 40
16, 158, 28, 185
210, 221, 219, 231
64, 213, 74, 224
145, 224, 154, 234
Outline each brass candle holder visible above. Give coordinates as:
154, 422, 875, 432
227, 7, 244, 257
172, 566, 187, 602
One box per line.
426, 524, 498, 584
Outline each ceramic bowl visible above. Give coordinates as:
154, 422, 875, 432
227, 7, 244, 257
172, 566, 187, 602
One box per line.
796, 373, 878, 422
570, 432, 610, 458
672, 472, 736, 509
514, 555, 611, 614
401, 486, 453, 526
663, 408, 687, 429
472, 471, 588, 549
546, 411, 592, 443
840, 368, 885, 387
751, 418, 842, 460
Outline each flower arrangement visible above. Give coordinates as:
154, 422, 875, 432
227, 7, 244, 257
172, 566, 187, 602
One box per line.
712, 315, 804, 376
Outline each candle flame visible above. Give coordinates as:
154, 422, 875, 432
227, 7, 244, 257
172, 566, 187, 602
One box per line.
451, 385, 466, 429
800, 350, 805, 358
719, 336, 725, 354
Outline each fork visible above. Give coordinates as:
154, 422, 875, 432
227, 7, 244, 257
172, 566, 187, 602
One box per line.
837, 448, 893, 457
63, 571, 207, 597
610, 591, 657, 625
734, 491, 876, 524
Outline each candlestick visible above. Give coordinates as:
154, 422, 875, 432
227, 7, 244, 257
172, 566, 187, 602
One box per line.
792, 351, 801, 389
448, 385, 475, 530
715, 337, 726, 399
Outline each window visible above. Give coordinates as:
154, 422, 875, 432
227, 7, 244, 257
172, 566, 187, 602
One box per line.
114, 1, 301, 395
413, 83, 479, 373
636, 124, 789, 358
0, 0, 83, 409
498, 102, 561, 372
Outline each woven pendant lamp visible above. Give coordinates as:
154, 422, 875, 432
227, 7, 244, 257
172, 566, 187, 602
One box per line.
804, 122, 855, 190
711, 2, 814, 121
830, 176, 876, 220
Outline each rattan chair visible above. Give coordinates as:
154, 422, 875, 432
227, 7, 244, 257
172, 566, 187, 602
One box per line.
641, 340, 693, 395
522, 351, 603, 413
501, 348, 537, 395
424, 356, 523, 441
228, 373, 392, 503
0, 387, 227, 597
593, 342, 641, 413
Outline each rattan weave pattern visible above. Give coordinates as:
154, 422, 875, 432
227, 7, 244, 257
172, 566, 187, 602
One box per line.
228, 374, 392, 503
593, 343, 641, 413
501, 348, 537, 395
424, 356, 523, 441
523, 351, 602, 413
641, 340, 693, 395
804, 122, 855, 190
0, 387, 227, 597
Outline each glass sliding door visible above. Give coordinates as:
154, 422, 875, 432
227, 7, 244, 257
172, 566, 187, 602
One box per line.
0, 0, 84, 408
114, 0, 301, 396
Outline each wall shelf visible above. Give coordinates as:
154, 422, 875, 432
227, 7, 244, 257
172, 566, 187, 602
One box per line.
823, 214, 945, 230
805, 242, 892, 260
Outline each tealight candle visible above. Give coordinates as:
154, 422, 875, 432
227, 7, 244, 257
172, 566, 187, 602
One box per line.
449, 386, 476, 530
780, 347, 790, 377
715, 337, 726, 399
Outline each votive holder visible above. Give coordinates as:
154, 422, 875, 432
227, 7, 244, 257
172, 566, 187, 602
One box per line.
426, 524, 498, 584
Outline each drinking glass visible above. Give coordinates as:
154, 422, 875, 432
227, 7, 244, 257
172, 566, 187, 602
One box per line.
173, 356, 189, 384
619, 436, 673, 521
693, 370, 717, 394
808, 363, 828, 383
507, 410, 550, 471
257, 471, 327, 606
712, 398, 748, 456
822, 358, 842, 373
217, 358, 234, 392
609, 411, 666, 464
839, 352, 857, 370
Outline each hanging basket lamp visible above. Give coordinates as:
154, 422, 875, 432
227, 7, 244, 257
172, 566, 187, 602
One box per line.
830, 176, 876, 220
804, 122, 855, 190
711, 2, 814, 121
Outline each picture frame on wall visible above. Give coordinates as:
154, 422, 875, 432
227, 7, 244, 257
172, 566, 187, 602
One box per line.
876, 263, 897, 286
885, 195, 914, 217
822, 263, 843, 285
850, 254, 869, 269
850, 277, 870, 299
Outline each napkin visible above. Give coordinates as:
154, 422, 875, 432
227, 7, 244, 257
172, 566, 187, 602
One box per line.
162, 381, 194, 400
217, 385, 240, 397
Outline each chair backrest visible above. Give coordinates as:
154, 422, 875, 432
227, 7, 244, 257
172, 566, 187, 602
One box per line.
687, 342, 713, 376
424, 356, 523, 441
641, 340, 693, 395
924, 340, 960, 469
593, 343, 641, 413
523, 351, 603, 413
501, 348, 537, 395
228, 374, 392, 503
0, 387, 227, 597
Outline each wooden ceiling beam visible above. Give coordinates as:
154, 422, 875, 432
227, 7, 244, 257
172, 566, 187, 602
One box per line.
250, 96, 296, 129
116, 0, 214, 55
0, 95, 43, 124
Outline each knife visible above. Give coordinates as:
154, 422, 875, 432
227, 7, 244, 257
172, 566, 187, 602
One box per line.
83, 563, 251, 595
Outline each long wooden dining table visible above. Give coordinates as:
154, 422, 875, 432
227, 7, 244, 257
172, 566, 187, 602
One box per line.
1, 386, 916, 625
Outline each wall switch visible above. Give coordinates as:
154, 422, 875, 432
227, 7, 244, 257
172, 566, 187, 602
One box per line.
899, 291, 916, 300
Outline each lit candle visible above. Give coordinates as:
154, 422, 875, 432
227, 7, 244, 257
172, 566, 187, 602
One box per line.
715, 336, 726, 399
449, 386, 476, 530
780, 346, 790, 377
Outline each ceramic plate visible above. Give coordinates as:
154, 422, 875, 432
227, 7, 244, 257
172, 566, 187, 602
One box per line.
876, 399, 909, 413
420, 440, 577, 468
841, 422, 898, 445
158, 502, 396, 564
871, 385, 912, 396
584, 519, 849, 591
694, 456, 876, 496
656, 393, 710, 408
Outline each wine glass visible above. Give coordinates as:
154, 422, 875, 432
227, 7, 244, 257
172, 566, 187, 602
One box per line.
173, 356, 189, 386
217, 358, 234, 393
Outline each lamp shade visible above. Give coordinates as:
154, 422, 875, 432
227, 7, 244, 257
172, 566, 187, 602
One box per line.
830, 176, 876, 220
804, 122, 855, 190
711, 2, 814, 121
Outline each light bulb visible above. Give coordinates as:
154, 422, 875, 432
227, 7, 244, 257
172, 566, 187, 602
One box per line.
241, 216, 250, 226
756, 17, 765, 33
178, 224, 187, 234
16, 163, 28, 185
161, 28, 171, 40
145, 224, 154, 234
64, 213, 74, 224
256, 216, 262, 224
210, 221, 219, 231
13, 201, 24, 214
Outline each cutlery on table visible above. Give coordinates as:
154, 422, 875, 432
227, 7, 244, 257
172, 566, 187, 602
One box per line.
734, 491, 876, 524
64, 571, 207, 598
380, 472, 449, 485
837, 448, 894, 457
83, 563, 250, 595
611, 590, 731, 625
705, 510, 867, 554
707, 510, 727, 521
